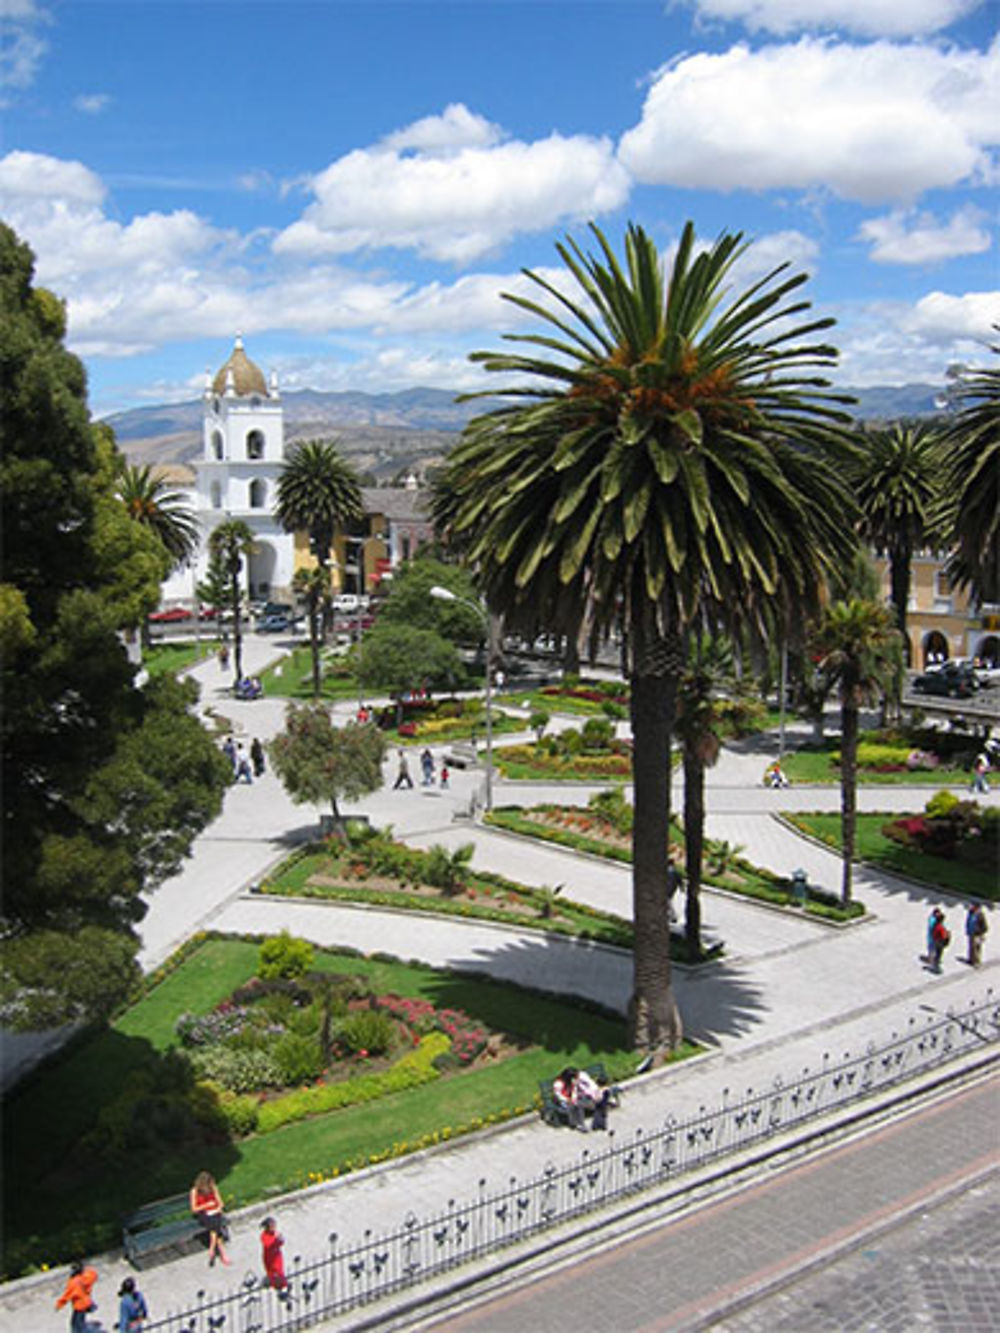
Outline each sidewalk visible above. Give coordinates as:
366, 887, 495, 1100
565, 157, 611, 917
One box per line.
5, 649, 998, 1331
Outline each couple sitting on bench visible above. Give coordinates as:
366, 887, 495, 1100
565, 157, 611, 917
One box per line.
235, 676, 263, 700
553, 1066, 615, 1132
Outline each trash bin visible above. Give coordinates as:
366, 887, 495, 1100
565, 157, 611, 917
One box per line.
791, 868, 808, 905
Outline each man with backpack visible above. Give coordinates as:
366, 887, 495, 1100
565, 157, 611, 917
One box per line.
966, 902, 988, 967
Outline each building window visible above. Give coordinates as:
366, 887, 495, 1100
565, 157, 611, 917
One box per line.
247, 430, 265, 460
401, 535, 411, 561
249, 479, 266, 509
212, 430, 224, 460
210, 481, 222, 509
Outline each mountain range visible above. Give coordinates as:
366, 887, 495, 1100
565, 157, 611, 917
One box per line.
108, 382, 948, 483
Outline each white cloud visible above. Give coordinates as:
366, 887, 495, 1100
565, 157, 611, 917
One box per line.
73, 92, 111, 115
834, 289, 998, 384
0, 0, 48, 100
686, 0, 982, 38
619, 37, 1000, 203
902, 289, 1000, 342
275, 103, 630, 263
858, 206, 993, 263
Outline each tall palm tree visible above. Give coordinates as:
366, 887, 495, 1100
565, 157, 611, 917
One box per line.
440, 221, 858, 1052
675, 633, 736, 962
208, 519, 255, 682
813, 599, 900, 906
941, 340, 999, 606
116, 461, 199, 569
853, 422, 942, 664
292, 565, 331, 698
276, 440, 363, 695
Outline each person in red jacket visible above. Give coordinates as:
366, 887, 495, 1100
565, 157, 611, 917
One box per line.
55, 1260, 97, 1333
260, 1216, 288, 1290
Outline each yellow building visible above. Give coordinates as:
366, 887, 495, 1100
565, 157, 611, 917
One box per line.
874, 551, 1000, 669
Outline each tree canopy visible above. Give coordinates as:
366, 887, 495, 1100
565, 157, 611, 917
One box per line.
269, 706, 386, 819
356, 622, 465, 702
374, 557, 483, 644
0, 223, 230, 1027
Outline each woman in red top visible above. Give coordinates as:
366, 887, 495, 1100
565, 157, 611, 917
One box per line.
260, 1216, 288, 1289
189, 1170, 231, 1267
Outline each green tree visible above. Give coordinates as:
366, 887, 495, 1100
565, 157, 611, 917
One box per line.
375, 557, 483, 644
941, 342, 999, 605
356, 623, 464, 721
196, 548, 231, 615
0, 224, 230, 1026
853, 422, 942, 663
813, 599, 901, 905
115, 458, 199, 570
439, 221, 856, 1051
269, 705, 386, 823
207, 518, 255, 682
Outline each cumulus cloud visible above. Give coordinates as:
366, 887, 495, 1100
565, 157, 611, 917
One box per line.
686, 0, 982, 38
619, 37, 1000, 203
858, 206, 993, 263
275, 103, 630, 263
902, 289, 1000, 342
73, 92, 112, 114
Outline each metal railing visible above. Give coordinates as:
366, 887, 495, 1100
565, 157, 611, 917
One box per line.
149, 990, 998, 1332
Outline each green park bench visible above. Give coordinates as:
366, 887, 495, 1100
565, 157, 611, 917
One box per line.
538, 1062, 611, 1127
122, 1192, 208, 1269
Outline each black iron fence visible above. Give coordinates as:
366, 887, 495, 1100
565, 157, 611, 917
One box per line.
149, 990, 998, 1332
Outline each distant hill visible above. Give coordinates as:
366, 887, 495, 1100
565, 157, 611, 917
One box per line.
107, 381, 947, 478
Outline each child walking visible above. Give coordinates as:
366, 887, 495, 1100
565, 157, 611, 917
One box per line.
260, 1216, 288, 1290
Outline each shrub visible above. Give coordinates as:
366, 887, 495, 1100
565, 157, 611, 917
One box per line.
601, 700, 627, 720
561, 729, 584, 755
189, 1045, 283, 1093
588, 788, 633, 836
176, 1006, 251, 1047
273, 1032, 324, 1085
258, 931, 314, 980
581, 717, 614, 749
338, 1008, 396, 1056
216, 1089, 260, 1137
925, 789, 960, 818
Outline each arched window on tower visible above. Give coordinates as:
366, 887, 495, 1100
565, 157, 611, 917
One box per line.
212, 430, 224, 460
247, 430, 265, 460
210, 481, 222, 509
249, 479, 267, 509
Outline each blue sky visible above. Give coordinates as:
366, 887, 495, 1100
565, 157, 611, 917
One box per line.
2, 0, 997, 416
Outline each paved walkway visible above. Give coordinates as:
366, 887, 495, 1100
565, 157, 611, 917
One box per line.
5, 645, 998, 1331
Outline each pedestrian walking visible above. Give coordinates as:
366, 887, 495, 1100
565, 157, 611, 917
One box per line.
928, 908, 950, 973
117, 1276, 148, 1331
250, 737, 266, 777
221, 735, 237, 773
665, 856, 683, 924
965, 902, 988, 966
218, 642, 230, 670
393, 749, 413, 790
420, 747, 435, 786
970, 751, 990, 794
260, 1216, 288, 1290
439, 763, 450, 789
55, 1260, 97, 1333
235, 744, 253, 783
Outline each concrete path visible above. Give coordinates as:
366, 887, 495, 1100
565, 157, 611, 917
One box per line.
5, 647, 997, 1332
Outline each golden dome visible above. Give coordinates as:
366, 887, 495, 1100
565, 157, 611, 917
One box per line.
212, 336, 268, 397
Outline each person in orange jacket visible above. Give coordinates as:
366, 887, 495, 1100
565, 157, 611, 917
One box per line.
55, 1260, 97, 1333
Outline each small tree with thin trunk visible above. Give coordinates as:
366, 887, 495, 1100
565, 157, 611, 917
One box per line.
269, 704, 386, 828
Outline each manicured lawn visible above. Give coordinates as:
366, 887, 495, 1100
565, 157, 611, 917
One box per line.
781, 742, 973, 786
143, 641, 220, 676
487, 806, 864, 922
505, 684, 627, 717
260, 645, 361, 700
781, 812, 998, 901
260, 842, 633, 946
3, 938, 696, 1276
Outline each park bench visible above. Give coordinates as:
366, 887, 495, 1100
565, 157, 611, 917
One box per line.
122, 1193, 207, 1269
538, 1062, 612, 1127
443, 742, 478, 770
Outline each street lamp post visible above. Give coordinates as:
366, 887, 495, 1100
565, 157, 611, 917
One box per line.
430, 585, 493, 812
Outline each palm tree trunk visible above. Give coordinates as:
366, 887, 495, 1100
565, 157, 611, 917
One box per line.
230, 568, 243, 682
889, 543, 912, 664
839, 696, 858, 906
683, 745, 704, 963
628, 615, 683, 1053
308, 587, 321, 699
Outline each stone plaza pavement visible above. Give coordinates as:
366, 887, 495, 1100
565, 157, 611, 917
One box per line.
7, 638, 998, 1331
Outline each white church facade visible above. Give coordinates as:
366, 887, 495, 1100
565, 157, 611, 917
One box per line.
160, 337, 296, 604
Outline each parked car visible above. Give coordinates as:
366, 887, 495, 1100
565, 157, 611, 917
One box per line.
148, 606, 192, 623
912, 664, 975, 698
258, 613, 292, 633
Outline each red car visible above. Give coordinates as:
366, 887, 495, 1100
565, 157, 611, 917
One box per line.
147, 607, 192, 623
